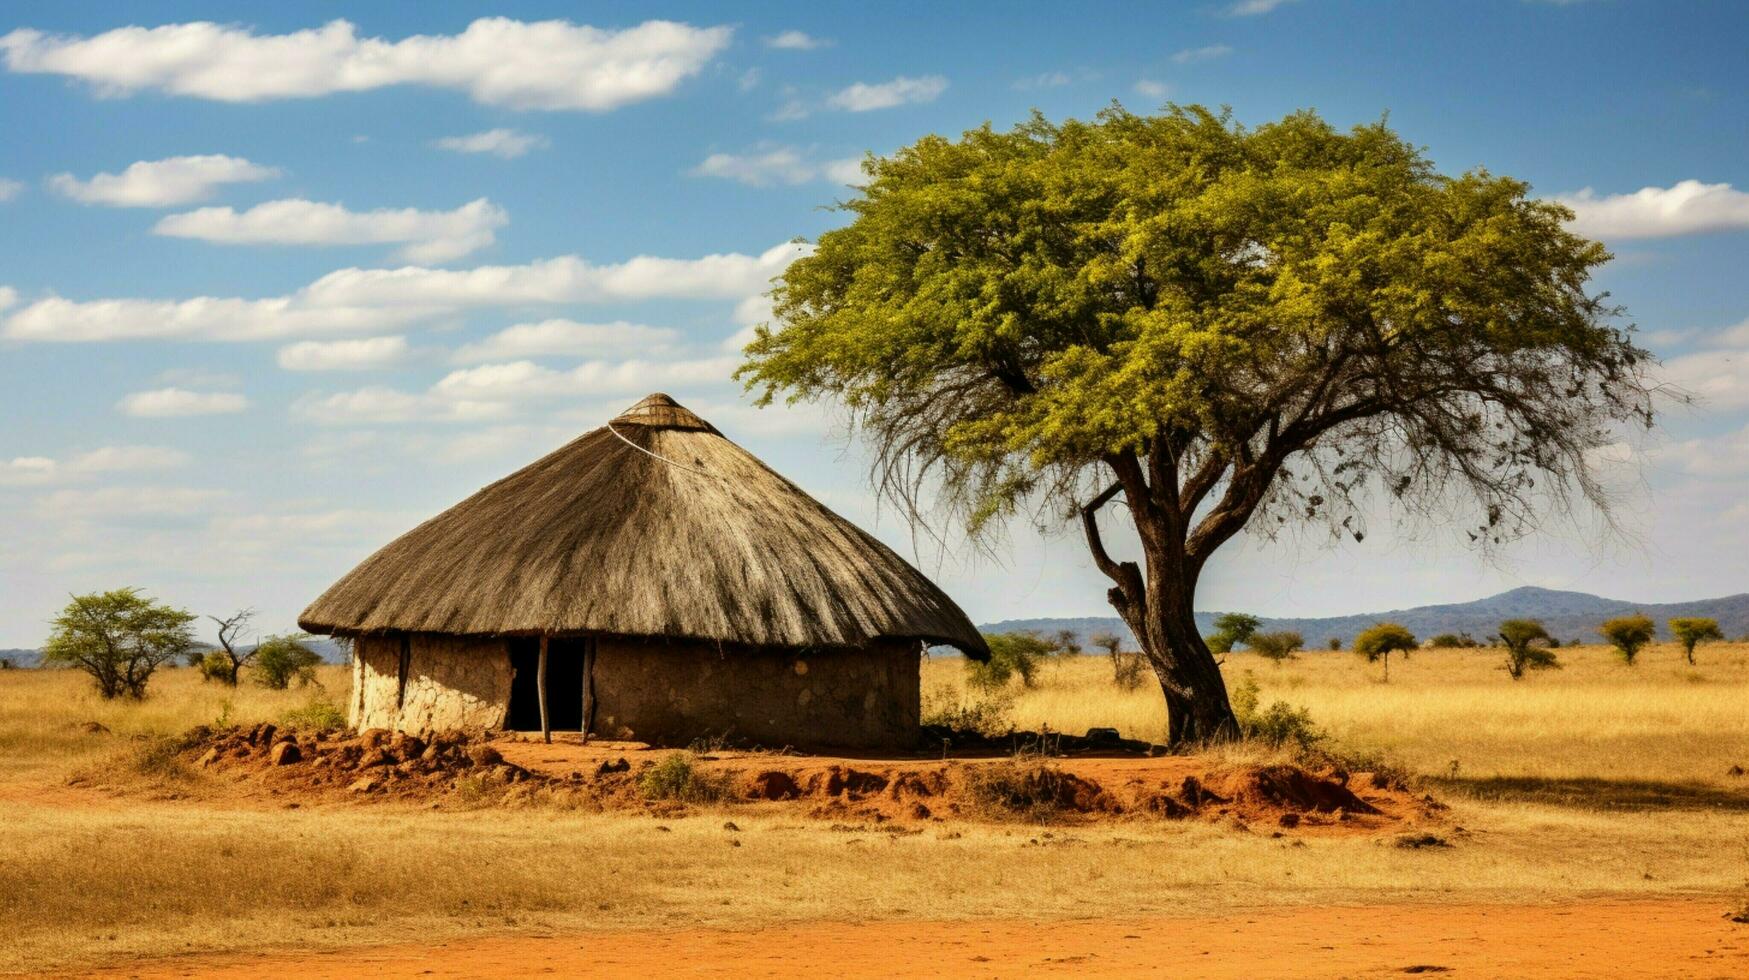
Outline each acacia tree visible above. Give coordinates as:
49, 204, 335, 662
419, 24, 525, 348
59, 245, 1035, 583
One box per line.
1498, 618, 1560, 680
1599, 613, 1656, 665
41, 589, 195, 699
1248, 630, 1304, 663
1354, 622, 1418, 682
740, 106, 1657, 743
206, 608, 257, 686
1667, 616, 1722, 665
1206, 612, 1262, 655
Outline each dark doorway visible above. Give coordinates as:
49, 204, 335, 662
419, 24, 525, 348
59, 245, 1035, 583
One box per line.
506, 637, 587, 731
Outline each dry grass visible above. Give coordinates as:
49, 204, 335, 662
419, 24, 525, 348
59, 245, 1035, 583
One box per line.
925, 643, 1749, 790
3, 649, 1748, 973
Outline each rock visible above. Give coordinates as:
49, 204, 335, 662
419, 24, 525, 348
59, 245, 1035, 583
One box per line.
357, 748, 391, 769
268, 741, 302, 766
358, 728, 390, 750
1084, 727, 1121, 743
79, 721, 111, 735
468, 744, 503, 768
722, 821, 741, 832
420, 745, 441, 763
250, 723, 277, 747
1277, 812, 1301, 829
1394, 833, 1452, 849
909, 803, 932, 820
595, 757, 630, 776
390, 733, 425, 758
747, 770, 801, 801
1728, 765, 1745, 777
197, 747, 220, 768
348, 777, 380, 794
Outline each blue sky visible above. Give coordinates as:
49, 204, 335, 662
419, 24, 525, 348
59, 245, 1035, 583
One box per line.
1, 1, 1747, 646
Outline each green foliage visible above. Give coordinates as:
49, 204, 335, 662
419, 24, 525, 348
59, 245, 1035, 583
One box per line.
41, 588, 196, 700
1048, 629, 1082, 656
1247, 630, 1303, 662
1668, 617, 1723, 665
1354, 622, 1418, 681
638, 753, 731, 803
281, 695, 348, 730
1326, 637, 1342, 651
1207, 613, 1262, 655
1497, 619, 1561, 680
1599, 614, 1656, 665
968, 632, 1053, 690
251, 634, 323, 690
1228, 672, 1322, 750
197, 650, 232, 683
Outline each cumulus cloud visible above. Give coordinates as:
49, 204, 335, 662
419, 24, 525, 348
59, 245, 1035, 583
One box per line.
277, 335, 411, 371
433, 128, 549, 159
1172, 44, 1233, 64
301, 355, 738, 425
36, 486, 226, 520
1013, 71, 1073, 90
689, 146, 865, 187
0, 286, 15, 311
0, 18, 732, 111
452, 319, 677, 363
153, 197, 508, 262
47, 155, 278, 207
1556, 180, 1749, 240
1228, 0, 1296, 14
0, 445, 191, 486
116, 388, 248, 417
3, 241, 807, 342
763, 30, 830, 50
0, 177, 22, 201
826, 75, 946, 112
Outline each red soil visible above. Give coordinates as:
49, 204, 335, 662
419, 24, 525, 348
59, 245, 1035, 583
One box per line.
84, 899, 1748, 979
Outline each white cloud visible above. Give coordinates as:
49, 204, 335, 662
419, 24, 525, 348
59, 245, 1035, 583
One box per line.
1134, 79, 1171, 99
0, 286, 15, 311
1, 18, 732, 111
1556, 180, 1749, 240
737, 68, 761, 93
1172, 44, 1233, 64
433, 128, 549, 159
2, 445, 191, 486
768, 98, 811, 122
37, 486, 226, 520
277, 336, 411, 371
1662, 348, 1749, 409
292, 386, 510, 425
689, 147, 865, 187
452, 319, 677, 363
3, 241, 807, 343
764, 30, 830, 50
826, 75, 946, 112
153, 197, 508, 262
117, 388, 248, 417
1716, 318, 1749, 347
1013, 71, 1072, 90
47, 155, 278, 207
1229, 0, 1296, 14
0, 177, 22, 201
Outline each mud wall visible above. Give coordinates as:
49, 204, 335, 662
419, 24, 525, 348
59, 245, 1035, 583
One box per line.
351, 634, 511, 733
590, 638, 921, 750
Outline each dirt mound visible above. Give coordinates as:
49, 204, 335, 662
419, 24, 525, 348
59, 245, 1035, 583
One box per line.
171, 727, 1438, 834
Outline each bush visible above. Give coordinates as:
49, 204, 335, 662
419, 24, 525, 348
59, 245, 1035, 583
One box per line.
1228, 672, 1322, 750
1426, 632, 1479, 649
1354, 622, 1418, 681
252, 634, 323, 689
638, 752, 731, 803
1498, 618, 1561, 680
920, 687, 1015, 735
1326, 637, 1342, 651
967, 632, 1053, 689
198, 650, 233, 683
1668, 617, 1724, 665
962, 757, 1079, 820
1598, 614, 1656, 665
1248, 631, 1303, 662
1110, 650, 1148, 690
281, 695, 347, 730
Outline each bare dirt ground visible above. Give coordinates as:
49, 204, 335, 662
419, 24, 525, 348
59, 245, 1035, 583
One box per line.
82, 899, 1747, 979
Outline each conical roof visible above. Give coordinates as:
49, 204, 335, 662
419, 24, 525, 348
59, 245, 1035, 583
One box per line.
299, 393, 987, 657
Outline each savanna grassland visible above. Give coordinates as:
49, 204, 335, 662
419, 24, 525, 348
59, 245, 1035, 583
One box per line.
2, 646, 1747, 974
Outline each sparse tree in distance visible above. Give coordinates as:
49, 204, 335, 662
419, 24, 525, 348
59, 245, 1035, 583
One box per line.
1498, 618, 1560, 680
740, 106, 1657, 742
41, 589, 195, 699
1091, 629, 1147, 690
1354, 622, 1418, 682
1050, 628, 1083, 657
1599, 614, 1656, 665
1248, 631, 1303, 663
1326, 637, 1342, 651
1206, 613, 1262, 655
1667, 617, 1723, 665
252, 634, 323, 690
968, 632, 1053, 690
1427, 632, 1480, 649
206, 608, 257, 686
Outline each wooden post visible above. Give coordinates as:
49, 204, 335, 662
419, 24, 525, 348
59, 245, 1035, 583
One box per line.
581, 638, 595, 744
537, 634, 550, 744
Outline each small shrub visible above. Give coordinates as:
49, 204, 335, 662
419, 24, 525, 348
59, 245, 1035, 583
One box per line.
253, 634, 323, 689
967, 632, 1052, 689
1427, 632, 1479, 649
962, 757, 1077, 820
921, 687, 1015, 735
198, 650, 233, 683
1205, 612, 1261, 655
281, 696, 347, 730
124, 736, 197, 783
1228, 672, 1322, 750
1326, 637, 1342, 651
1110, 650, 1148, 690
638, 752, 731, 803
1599, 614, 1655, 665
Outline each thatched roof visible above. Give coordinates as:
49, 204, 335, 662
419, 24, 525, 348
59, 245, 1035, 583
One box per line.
299, 393, 987, 657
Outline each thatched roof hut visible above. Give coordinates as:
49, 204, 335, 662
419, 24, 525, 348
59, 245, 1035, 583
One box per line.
300, 393, 985, 748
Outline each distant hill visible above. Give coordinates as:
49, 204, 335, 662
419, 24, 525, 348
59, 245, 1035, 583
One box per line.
0, 637, 351, 669
0, 648, 40, 669
980, 586, 1749, 649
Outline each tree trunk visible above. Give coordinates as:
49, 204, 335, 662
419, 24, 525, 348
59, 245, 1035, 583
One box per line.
1133, 552, 1239, 745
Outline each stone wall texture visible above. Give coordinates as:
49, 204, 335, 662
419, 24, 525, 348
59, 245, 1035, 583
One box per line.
352, 634, 511, 732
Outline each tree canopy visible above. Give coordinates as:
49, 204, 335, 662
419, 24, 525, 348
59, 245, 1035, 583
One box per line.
1497, 618, 1560, 680
1667, 617, 1722, 665
1599, 614, 1656, 665
741, 104, 1656, 742
41, 588, 195, 699
1354, 622, 1418, 681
